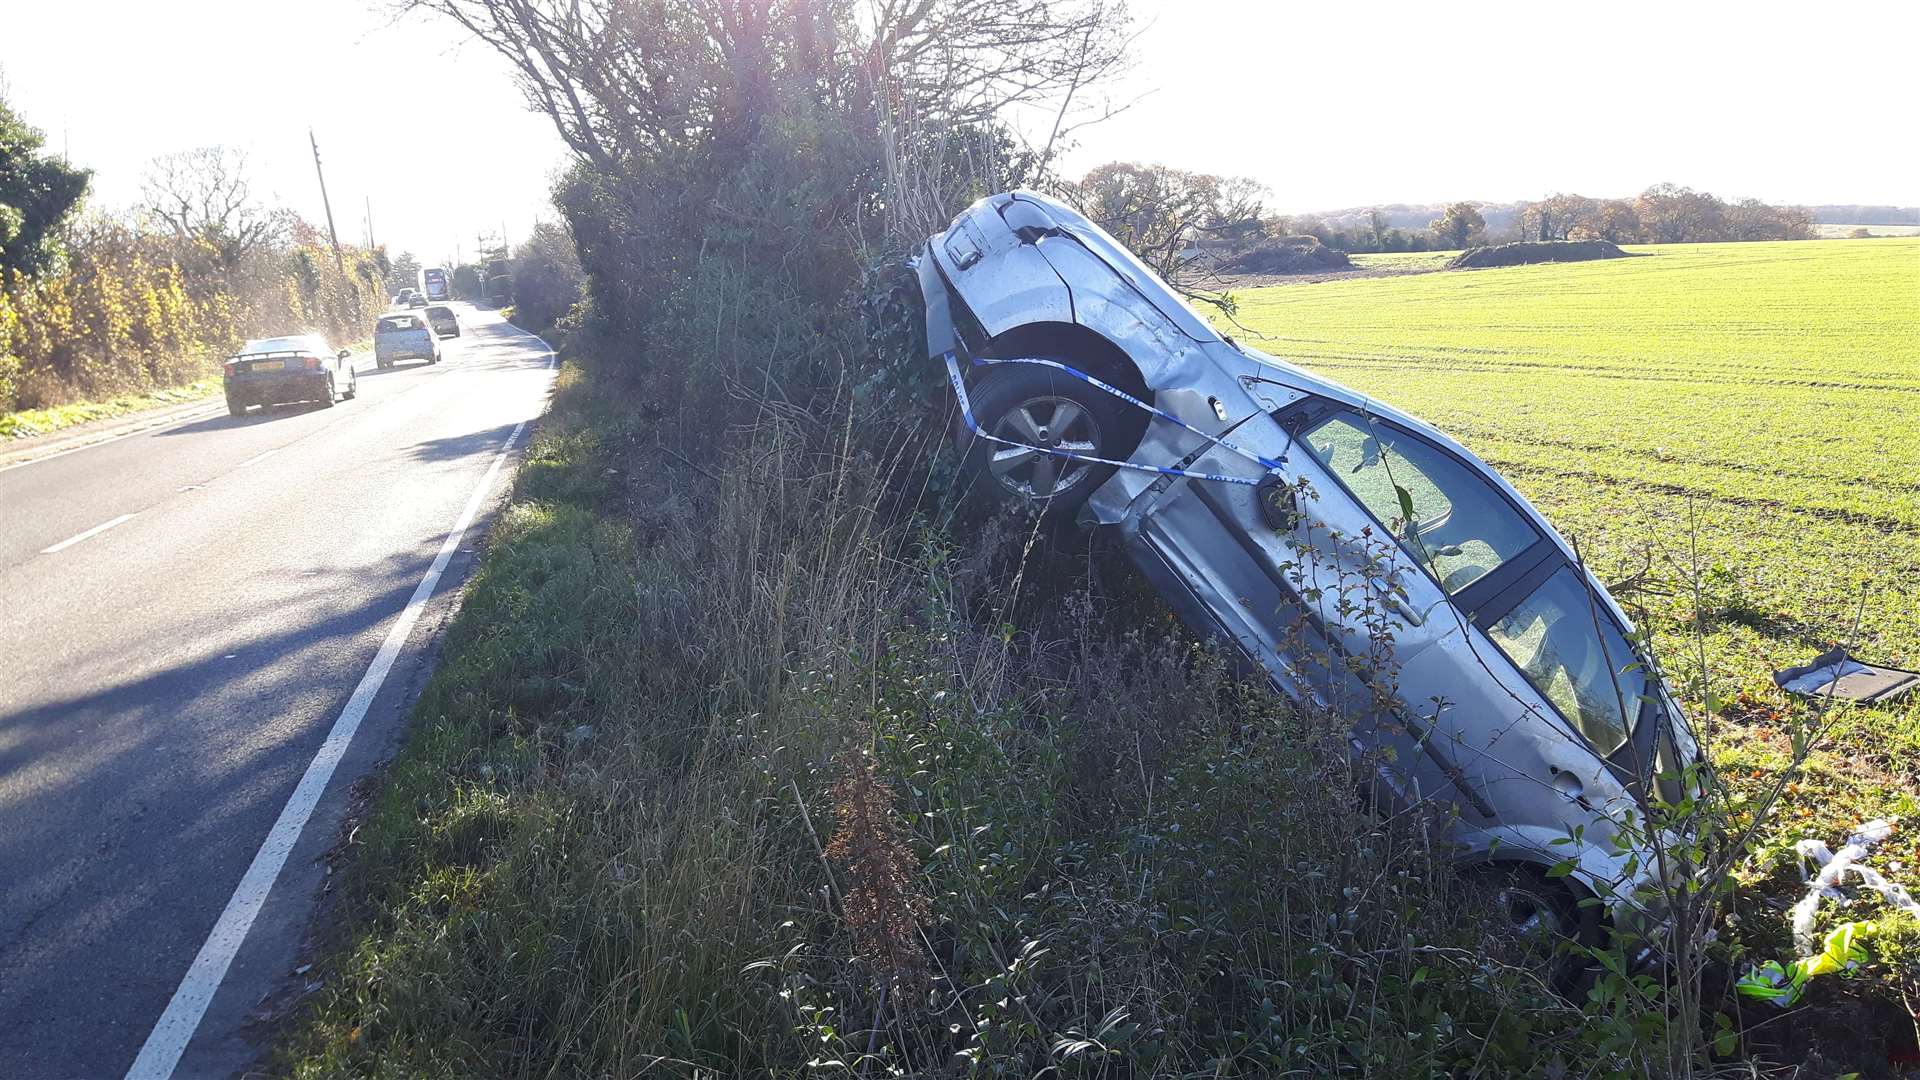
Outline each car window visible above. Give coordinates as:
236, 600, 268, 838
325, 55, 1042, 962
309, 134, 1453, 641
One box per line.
1484, 565, 1644, 754
1302, 410, 1538, 593
243, 336, 306, 354
377, 317, 419, 332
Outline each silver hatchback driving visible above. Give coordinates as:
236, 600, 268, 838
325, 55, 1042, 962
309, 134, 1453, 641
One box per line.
915, 190, 1704, 952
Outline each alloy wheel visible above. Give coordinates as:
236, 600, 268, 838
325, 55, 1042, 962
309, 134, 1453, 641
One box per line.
986, 395, 1104, 500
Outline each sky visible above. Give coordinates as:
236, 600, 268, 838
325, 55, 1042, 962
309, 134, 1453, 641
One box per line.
2, 0, 1914, 261
1053, 0, 1920, 212
0, 0, 569, 264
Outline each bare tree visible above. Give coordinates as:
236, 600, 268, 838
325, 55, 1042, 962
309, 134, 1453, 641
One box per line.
399, 0, 1134, 245
140, 146, 282, 275
1635, 182, 1724, 243
1585, 199, 1641, 243
1056, 162, 1269, 305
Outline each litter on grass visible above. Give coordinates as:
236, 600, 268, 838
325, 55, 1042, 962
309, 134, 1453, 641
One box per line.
1735, 818, 1920, 1008
1773, 647, 1920, 704
1789, 818, 1920, 952
1735, 922, 1874, 1008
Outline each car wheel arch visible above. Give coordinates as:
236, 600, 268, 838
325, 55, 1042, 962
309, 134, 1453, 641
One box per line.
983, 323, 1146, 396
1455, 852, 1607, 944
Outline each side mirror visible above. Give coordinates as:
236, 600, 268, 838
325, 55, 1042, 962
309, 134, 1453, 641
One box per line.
337, 349, 351, 360
1257, 473, 1302, 531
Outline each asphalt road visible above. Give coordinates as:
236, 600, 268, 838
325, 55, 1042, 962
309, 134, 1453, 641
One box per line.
0, 306, 554, 1079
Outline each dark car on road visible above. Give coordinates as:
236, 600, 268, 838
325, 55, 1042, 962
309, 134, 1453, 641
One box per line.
424, 304, 460, 338
223, 335, 358, 416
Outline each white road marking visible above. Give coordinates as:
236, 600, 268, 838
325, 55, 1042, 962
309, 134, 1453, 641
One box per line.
237, 447, 281, 468
0, 404, 223, 474
40, 513, 138, 554
124, 325, 553, 1080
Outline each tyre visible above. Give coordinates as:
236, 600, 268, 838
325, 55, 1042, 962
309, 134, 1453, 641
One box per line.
226, 393, 246, 418
956, 360, 1137, 520
1456, 864, 1593, 989
320, 375, 337, 408
342, 369, 358, 399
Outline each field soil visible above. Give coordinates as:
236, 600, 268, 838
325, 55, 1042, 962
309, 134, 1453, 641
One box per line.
1450, 239, 1630, 268
1215, 235, 1351, 275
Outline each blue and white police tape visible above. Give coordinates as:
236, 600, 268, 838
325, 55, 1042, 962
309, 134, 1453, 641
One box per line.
944, 352, 1284, 489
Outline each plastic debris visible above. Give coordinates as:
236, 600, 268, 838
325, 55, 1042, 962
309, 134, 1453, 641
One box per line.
1734, 818, 1919, 1008
1735, 921, 1874, 1007
1790, 818, 1917, 953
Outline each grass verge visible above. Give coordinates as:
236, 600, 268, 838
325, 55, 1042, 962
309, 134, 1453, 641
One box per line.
280, 306, 1918, 1074
282, 342, 1693, 1077
0, 379, 222, 439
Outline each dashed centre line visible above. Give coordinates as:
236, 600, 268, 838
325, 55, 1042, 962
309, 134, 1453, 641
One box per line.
40, 513, 138, 555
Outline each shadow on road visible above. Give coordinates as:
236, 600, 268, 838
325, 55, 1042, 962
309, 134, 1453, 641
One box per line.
405, 422, 520, 464
357, 359, 437, 377
156, 402, 333, 437
0, 542, 463, 1074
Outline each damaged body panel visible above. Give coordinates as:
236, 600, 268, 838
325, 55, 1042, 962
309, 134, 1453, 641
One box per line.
920, 190, 1706, 947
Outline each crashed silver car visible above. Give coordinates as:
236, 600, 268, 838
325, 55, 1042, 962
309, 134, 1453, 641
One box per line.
914, 190, 1703, 950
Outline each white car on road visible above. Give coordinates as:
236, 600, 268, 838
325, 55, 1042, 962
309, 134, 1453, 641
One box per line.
374, 312, 442, 369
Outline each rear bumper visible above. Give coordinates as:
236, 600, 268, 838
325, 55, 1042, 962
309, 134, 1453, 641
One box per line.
225, 372, 328, 404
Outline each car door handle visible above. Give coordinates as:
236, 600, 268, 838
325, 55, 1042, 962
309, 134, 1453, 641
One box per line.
1381, 590, 1424, 627
1550, 766, 1594, 810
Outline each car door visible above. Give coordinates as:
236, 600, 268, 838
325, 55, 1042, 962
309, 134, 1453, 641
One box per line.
1113, 392, 1465, 812
1278, 401, 1671, 832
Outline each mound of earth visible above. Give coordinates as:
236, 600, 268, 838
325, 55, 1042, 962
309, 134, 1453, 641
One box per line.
1449, 240, 1628, 269
1217, 236, 1353, 275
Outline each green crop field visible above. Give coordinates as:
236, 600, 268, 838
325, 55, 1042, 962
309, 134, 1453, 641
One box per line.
1349, 249, 1460, 272
1217, 237, 1920, 893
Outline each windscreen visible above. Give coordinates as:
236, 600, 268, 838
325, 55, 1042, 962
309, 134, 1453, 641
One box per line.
241, 336, 309, 354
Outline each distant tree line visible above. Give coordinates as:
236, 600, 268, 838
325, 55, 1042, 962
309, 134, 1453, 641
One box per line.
1065, 164, 1824, 268
1289, 185, 1815, 251
1512, 184, 1814, 244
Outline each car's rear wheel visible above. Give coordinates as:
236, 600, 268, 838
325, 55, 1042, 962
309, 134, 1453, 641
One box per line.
1457, 864, 1594, 989
226, 393, 246, 418
320, 375, 337, 408
957, 361, 1135, 519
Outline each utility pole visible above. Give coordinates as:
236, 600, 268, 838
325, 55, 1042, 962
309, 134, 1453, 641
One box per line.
365, 196, 375, 253
308, 128, 347, 278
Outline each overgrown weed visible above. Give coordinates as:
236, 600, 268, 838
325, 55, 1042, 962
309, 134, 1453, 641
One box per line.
287, 337, 1805, 1078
